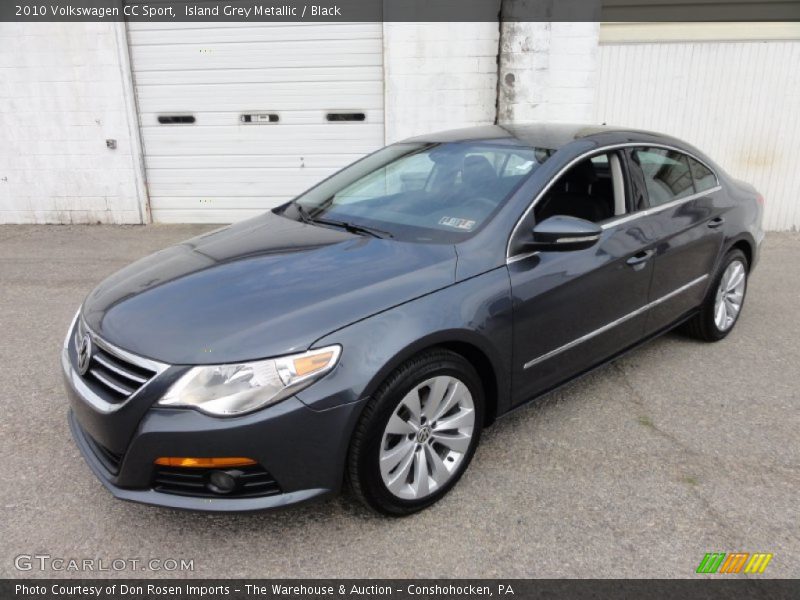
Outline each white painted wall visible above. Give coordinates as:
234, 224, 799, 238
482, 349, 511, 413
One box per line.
595, 40, 800, 232
382, 22, 500, 143
0, 23, 145, 224
4, 21, 796, 231
498, 22, 600, 123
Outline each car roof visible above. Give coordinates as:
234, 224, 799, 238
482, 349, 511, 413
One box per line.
400, 122, 688, 151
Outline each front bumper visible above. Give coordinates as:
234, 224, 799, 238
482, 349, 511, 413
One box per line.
63, 343, 366, 512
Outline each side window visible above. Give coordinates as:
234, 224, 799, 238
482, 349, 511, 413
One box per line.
631, 148, 694, 207
688, 157, 718, 193
533, 152, 624, 224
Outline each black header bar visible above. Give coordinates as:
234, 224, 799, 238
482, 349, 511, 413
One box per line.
3, 579, 800, 600
2, 0, 800, 22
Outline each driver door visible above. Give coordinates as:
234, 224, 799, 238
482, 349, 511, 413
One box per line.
508, 152, 655, 405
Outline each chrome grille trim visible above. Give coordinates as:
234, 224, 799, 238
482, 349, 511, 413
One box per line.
88, 368, 136, 397
66, 316, 169, 411
76, 318, 168, 377
92, 352, 149, 384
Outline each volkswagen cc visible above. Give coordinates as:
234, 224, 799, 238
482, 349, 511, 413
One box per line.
63, 124, 764, 515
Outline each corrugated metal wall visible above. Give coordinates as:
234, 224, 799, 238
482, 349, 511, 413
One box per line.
595, 40, 800, 231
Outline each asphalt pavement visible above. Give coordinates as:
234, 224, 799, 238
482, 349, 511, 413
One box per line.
1, 225, 797, 578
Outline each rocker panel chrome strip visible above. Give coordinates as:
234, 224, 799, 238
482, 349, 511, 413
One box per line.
522, 274, 709, 370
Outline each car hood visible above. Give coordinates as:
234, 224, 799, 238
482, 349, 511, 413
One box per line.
82, 212, 457, 364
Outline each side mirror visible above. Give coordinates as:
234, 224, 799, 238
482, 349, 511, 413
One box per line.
527, 215, 602, 252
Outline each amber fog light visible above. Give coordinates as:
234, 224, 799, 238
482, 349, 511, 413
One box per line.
154, 457, 256, 468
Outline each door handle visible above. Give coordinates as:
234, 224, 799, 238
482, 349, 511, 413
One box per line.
708, 217, 725, 229
626, 249, 655, 266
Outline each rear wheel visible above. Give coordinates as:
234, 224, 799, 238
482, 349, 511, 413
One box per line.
682, 249, 748, 341
347, 349, 484, 516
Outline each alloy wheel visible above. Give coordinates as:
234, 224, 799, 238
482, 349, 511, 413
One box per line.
714, 259, 746, 332
379, 376, 475, 500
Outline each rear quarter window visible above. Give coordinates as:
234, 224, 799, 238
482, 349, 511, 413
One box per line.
688, 157, 718, 193
632, 148, 694, 207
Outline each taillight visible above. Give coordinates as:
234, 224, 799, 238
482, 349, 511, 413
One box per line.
756, 194, 765, 206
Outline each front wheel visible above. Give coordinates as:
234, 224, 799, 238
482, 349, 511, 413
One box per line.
347, 349, 484, 516
682, 249, 748, 341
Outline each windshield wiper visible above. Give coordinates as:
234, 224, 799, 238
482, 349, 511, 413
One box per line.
293, 203, 314, 224
292, 204, 393, 239
312, 217, 394, 239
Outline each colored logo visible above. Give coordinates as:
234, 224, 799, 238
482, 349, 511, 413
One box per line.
696, 552, 773, 574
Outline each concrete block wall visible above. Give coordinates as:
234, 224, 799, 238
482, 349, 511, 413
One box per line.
382, 22, 500, 143
0, 23, 145, 224
498, 21, 600, 124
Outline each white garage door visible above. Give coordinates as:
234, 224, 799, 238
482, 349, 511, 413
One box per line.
127, 22, 385, 223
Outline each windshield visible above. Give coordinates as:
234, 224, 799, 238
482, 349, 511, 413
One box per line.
278, 142, 553, 242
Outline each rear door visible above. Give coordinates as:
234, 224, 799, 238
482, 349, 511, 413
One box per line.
622, 147, 725, 335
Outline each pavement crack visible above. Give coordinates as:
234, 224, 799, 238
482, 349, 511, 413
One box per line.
611, 361, 695, 453
609, 361, 746, 540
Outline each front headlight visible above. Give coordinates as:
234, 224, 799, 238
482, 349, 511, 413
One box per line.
158, 345, 341, 417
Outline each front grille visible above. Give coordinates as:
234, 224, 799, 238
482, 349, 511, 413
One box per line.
153, 465, 282, 499
74, 319, 158, 403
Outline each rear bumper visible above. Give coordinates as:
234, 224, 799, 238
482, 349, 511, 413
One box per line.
64, 346, 367, 512
753, 228, 765, 270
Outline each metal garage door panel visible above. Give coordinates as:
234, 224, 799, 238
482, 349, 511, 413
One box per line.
128, 22, 385, 223
138, 109, 384, 126
128, 23, 382, 44
134, 66, 383, 86
135, 82, 383, 112
130, 39, 382, 71
144, 154, 366, 169
141, 126, 383, 160
146, 168, 336, 184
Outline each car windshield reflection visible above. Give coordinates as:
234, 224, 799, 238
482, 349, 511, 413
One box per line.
280, 142, 554, 242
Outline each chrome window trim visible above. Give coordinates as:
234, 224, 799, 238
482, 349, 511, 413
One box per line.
599, 185, 722, 230
507, 185, 721, 266
522, 274, 709, 370
505, 142, 721, 261
62, 316, 170, 414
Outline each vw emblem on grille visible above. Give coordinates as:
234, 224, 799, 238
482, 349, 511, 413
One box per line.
77, 334, 92, 376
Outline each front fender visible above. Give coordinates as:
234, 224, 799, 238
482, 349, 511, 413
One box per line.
294, 267, 513, 415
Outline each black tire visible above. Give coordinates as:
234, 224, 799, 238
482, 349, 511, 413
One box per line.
681, 249, 749, 342
347, 349, 484, 516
